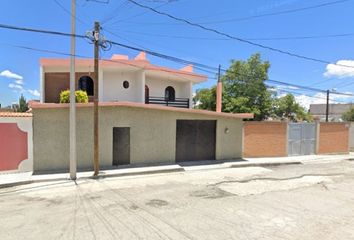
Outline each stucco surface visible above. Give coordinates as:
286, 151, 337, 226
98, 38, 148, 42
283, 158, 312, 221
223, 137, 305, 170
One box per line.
33, 106, 243, 172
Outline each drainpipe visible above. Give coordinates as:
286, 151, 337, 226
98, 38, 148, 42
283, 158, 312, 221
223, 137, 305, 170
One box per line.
216, 65, 222, 112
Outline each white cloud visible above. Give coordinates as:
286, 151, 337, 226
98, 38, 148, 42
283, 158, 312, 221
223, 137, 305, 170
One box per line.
8, 83, 24, 90
27, 89, 40, 97
0, 70, 23, 80
324, 60, 354, 78
15, 79, 24, 85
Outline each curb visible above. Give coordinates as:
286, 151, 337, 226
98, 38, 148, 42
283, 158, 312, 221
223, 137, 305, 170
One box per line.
230, 161, 302, 168
0, 166, 185, 189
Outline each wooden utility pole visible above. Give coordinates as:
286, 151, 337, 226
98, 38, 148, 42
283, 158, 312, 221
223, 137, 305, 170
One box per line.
326, 89, 329, 122
93, 21, 100, 176
69, 0, 77, 180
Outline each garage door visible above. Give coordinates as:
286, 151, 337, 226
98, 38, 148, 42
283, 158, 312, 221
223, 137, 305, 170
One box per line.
176, 120, 216, 162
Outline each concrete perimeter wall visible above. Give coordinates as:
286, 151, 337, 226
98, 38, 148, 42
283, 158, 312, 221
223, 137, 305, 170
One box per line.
33, 106, 243, 172
318, 122, 349, 154
243, 121, 288, 157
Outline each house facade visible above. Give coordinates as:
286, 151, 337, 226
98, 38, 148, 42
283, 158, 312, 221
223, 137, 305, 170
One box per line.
40, 52, 207, 108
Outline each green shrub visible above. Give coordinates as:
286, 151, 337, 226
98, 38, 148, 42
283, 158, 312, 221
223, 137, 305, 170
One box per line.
59, 90, 89, 103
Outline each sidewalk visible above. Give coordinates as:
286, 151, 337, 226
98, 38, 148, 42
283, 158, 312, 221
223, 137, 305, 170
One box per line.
1, 154, 353, 188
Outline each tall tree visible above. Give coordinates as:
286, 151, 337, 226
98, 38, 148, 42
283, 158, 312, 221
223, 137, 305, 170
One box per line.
16, 94, 29, 113
222, 53, 272, 120
273, 94, 312, 122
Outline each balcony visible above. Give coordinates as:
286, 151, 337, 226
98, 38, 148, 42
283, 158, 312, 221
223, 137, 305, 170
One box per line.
147, 96, 190, 108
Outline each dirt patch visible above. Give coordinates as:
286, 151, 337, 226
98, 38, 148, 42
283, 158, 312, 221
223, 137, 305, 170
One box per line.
190, 187, 234, 199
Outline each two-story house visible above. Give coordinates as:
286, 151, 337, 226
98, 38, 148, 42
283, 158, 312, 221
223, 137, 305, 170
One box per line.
40, 52, 207, 108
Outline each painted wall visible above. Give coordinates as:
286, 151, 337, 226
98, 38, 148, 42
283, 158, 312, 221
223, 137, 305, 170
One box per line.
318, 122, 349, 154
145, 77, 190, 99
243, 121, 288, 157
102, 70, 144, 103
0, 117, 33, 172
32, 106, 243, 172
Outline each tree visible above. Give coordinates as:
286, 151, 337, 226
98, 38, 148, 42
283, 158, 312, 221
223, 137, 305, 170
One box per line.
195, 53, 273, 120
273, 94, 312, 122
342, 107, 354, 121
16, 94, 29, 113
194, 87, 216, 111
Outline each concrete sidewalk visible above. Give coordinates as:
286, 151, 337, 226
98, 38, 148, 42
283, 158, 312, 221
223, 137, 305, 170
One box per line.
1, 153, 353, 188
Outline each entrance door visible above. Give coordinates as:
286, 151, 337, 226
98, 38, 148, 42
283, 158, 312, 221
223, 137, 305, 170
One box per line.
176, 120, 216, 162
113, 127, 130, 165
288, 123, 316, 156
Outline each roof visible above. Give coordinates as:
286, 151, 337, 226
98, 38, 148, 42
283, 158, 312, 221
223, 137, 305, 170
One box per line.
30, 102, 253, 119
0, 112, 33, 117
40, 52, 208, 83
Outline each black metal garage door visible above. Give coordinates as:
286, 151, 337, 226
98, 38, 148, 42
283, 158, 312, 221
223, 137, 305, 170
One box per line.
176, 120, 216, 162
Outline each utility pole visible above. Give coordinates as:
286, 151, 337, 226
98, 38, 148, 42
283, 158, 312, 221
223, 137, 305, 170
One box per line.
326, 89, 329, 122
69, 0, 77, 180
93, 21, 100, 176
216, 65, 222, 113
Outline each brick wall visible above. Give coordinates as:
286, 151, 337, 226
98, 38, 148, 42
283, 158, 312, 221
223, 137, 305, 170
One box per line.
243, 121, 288, 157
318, 122, 349, 154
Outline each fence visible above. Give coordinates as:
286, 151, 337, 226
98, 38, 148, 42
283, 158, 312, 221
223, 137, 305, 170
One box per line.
0, 113, 33, 172
243, 121, 349, 157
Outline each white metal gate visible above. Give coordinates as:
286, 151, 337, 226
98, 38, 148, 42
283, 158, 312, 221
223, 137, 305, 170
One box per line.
288, 123, 316, 156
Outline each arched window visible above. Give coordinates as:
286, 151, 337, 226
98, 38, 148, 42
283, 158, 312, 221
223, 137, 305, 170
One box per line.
78, 76, 94, 96
165, 86, 175, 101
145, 85, 149, 104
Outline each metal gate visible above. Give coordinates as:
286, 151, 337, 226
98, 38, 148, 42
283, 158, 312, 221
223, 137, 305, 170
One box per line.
288, 123, 316, 156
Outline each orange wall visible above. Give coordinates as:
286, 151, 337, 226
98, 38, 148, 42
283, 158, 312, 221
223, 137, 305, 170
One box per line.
243, 122, 287, 157
318, 123, 349, 154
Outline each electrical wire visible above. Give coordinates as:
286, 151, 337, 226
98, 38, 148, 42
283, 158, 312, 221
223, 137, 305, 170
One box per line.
125, 0, 354, 70
1, 22, 353, 98
115, 29, 354, 41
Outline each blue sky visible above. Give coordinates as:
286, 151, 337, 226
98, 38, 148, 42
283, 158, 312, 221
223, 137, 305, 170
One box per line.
1, 0, 354, 107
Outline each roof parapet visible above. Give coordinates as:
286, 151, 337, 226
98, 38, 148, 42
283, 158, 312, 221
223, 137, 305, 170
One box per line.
180, 64, 194, 73
111, 54, 129, 60
134, 51, 147, 61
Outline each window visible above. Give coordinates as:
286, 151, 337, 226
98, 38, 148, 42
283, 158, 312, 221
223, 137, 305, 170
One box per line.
78, 76, 94, 96
145, 85, 149, 104
165, 86, 175, 101
123, 81, 129, 89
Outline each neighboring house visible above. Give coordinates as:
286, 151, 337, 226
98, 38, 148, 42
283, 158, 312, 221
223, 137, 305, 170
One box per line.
40, 52, 207, 108
309, 103, 354, 122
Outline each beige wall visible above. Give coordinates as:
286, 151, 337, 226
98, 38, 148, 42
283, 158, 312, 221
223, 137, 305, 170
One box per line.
33, 106, 243, 172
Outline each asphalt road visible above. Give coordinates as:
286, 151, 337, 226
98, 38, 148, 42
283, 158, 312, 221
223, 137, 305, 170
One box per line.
1, 160, 354, 240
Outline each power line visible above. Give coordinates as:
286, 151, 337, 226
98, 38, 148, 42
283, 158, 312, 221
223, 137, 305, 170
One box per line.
188, 0, 352, 25
1, 21, 353, 98
119, 0, 352, 25
0, 23, 87, 39
116, 29, 354, 41
126, 0, 354, 70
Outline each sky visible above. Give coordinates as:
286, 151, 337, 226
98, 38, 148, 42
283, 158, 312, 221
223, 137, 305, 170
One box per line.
1, 0, 354, 108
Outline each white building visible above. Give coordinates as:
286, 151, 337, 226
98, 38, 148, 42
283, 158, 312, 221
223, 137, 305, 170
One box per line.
40, 52, 207, 108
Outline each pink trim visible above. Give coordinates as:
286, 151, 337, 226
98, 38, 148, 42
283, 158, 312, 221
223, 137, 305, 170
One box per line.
111, 54, 129, 60
180, 65, 193, 72
0, 123, 28, 171
134, 51, 147, 61
40, 58, 207, 81
30, 101, 253, 119
216, 82, 222, 113
0, 112, 33, 117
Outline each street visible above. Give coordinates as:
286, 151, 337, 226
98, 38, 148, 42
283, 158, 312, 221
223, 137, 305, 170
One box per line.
1, 160, 354, 240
